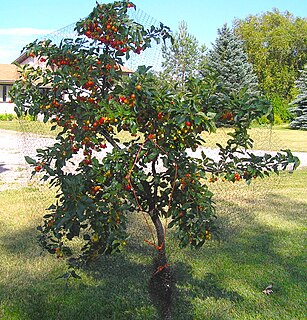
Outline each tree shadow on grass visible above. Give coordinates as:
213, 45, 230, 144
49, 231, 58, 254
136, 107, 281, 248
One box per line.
0, 239, 156, 319
0, 216, 243, 320
0, 163, 9, 174
0, 217, 163, 319
170, 262, 243, 320
213, 191, 305, 313
166, 184, 306, 319
1, 184, 306, 320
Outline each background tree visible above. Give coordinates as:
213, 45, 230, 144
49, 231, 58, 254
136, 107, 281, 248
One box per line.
205, 24, 259, 97
10, 1, 299, 316
159, 21, 206, 89
290, 65, 307, 130
233, 9, 307, 121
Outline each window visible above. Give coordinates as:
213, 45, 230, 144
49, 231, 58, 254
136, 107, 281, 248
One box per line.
3, 85, 7, 102
0, 85, 12, 102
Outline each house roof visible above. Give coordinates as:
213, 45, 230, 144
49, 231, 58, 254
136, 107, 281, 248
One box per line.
120, 65, 134, 74
0, 52, 133, 86
13, 52, 28, 64
0, 64, 19, 83
14, 51, 134, 74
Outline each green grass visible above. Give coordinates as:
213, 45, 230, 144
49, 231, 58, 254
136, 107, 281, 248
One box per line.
201, 125, 307, 152
0, 120, 59, 137
0, 170, 306, 319
1, 120, 307, 152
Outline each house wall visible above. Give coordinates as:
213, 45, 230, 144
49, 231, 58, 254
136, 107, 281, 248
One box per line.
0, 102, 15, 114
0, 84, 14, 114
0, 56, 49, 115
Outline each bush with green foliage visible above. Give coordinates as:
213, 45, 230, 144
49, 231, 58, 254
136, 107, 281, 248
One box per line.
0, 113, 17, 121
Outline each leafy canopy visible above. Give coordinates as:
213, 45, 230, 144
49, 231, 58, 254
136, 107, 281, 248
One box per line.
234, 9, 307, 101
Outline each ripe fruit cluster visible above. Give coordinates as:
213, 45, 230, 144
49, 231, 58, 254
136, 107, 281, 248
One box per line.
82, 79, 96, 89
79, 2, 143, 55
179, 173, 198, 191
40, 99, 62, 111
221, 111, 234, 121
34, 161, 45, 172
35, 165, 42, 172
208, 172, 242, 183
51, 56, 77, 67
171, 120, 195, 143
118, 93, 136, 107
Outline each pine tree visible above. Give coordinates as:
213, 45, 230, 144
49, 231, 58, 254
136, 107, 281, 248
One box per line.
206, 24, 259, 96
290, 66, 307, 130
160, 21, 206, 89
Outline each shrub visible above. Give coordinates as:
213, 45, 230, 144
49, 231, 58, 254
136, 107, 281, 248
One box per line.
269, 94, 293, 123
0, 113, 17, 121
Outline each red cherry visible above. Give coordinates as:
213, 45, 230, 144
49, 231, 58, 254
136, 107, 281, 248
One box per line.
34, 165, 42, 172
135, 46, 142, 54
83, 159, 92, 165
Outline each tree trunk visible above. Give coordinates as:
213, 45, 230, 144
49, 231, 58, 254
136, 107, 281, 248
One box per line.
147, 157, 174, 319
149, 210, 173, 320
149, 209, 167, 266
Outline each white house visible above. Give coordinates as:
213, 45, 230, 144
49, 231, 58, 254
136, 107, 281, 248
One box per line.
0, 64, 18, 114
0, 52, 36, 114
0, 51, 133, 115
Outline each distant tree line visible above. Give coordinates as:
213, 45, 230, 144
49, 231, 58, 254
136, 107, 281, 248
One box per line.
158, 9, 307, 129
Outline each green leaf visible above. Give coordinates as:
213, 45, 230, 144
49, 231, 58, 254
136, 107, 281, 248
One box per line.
70, 270, 82, 279
25, 156, 36, 165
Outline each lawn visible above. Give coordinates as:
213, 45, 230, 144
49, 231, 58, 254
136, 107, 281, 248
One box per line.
0, 170, 306, 319
201, 125, 307, 152
1, 120, 307, 151
0, 120, 61, 137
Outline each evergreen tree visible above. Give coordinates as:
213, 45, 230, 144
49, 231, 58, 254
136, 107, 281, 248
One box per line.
206, 24, 259, 96
290, 66, 307, 130
160, 21, 206, 89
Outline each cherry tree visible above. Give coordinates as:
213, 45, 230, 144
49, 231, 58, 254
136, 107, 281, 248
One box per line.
11, 0, 299, 295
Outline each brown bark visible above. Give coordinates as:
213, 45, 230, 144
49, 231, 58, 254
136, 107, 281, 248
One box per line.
148, 209, 173, 320
149, 209, 167, 266
147, 159, 173, 319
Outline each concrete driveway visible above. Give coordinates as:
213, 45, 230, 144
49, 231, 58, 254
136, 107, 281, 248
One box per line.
0, 129, 306, 191
0, 129, 54, 190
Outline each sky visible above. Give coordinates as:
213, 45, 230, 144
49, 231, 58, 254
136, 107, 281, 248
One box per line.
0, 0, 306, 64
